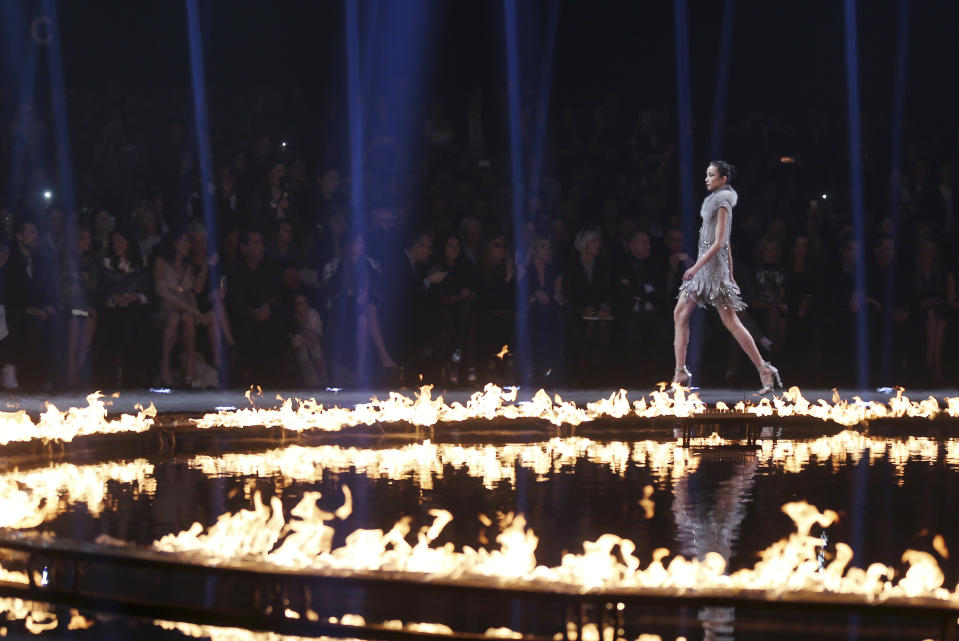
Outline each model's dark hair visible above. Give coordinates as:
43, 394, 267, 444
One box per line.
709, 160, 736, 182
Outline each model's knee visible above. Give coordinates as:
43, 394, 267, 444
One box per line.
718, 310, 738, 330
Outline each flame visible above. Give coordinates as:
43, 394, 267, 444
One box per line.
156, 616, 595, 641
0, 385, 952, 446
154, 619, 325, 641
148, 492, 959, 608
195, 384, 956, 434
496, 345, 510, 360
0, 393, 155, 445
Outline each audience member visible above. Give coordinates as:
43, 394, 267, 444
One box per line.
98, 226, 152, 387
323, 230, 398, 383
521, 237, 564, 384
474, 233, 516, 377
226, 230, 284, 385
188, 222, 234, 375
915, 239, 946, 383
60, 225, 98, 388
430, 235, 478, 383
289, 292, 328, 387
0, 83, 955, 390
615, 229, 667, 382
2, 219, 60, 388
154, 230, 202, 386
564, 228, 613, 382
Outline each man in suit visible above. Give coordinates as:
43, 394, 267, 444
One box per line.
226, 229, 284, 385
615, 229, 668, 382
2, 218, 61, 388
382, 229, 447, 371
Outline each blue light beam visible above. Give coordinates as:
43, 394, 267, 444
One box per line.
673, 0, 702, 376
528, 0, 560, 201
880, 0, 909, 383
40, 0, 76, 218
503, 0, 530, 384
345, 1, 366, 226
843, 0, 868, 390
2, 3, 41, 203
185, 0, 223, 382
708, 0, 735, 159
344, 0, 371, 387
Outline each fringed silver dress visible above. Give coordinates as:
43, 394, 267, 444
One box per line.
678, 185, 746, 311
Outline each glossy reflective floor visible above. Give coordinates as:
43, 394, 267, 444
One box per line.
2, 422, 958, 640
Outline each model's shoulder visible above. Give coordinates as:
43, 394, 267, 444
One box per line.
710, 186, 738, 210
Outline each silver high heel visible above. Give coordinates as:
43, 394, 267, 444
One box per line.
673, 366, 692, 387
757, 361, 782, 394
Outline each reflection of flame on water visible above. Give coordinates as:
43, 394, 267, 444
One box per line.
2, 433, 959, 534
189, 438, 678, 490
190, 431, 958, 494
0, 460, 156, 530
0, 393, 155, 445
151, 491, 959, 607
639, 485, 655, 519
0, 598, 90, 635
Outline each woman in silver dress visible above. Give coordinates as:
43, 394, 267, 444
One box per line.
673, 161, 782, 393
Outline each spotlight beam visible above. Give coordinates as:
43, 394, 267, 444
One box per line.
2, 2, 41, 203
184, 0, 222, 381
345, 0, 366, 223
709, 0, 735, 159
673, 0, 702, 376
345, 0, 369, 387
39, 0, 75, 217
503, 0, 530, 383
843, 0, 868, 390
881, 0, 909, 383
528, 0, 560, 200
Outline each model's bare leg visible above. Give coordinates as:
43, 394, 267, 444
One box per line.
356, 311, 370, 376
717, 306, 766, 370
66, 317, 80, 385
205, 315, 222, 369
214, 299, 235, 346
160, 312, 181, 384
933, 315, 946, 382
673, 296, 697, 371
181, 313, 197, 382
925, 310, 937, 366
366, 303, 398, 368
307, 339, 329, 386
79, 317, 96, 377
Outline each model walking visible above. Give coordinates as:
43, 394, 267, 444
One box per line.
672, 161, 782, 393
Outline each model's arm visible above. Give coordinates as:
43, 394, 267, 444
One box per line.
684, 207, 729, 280
728, 242, 734, 280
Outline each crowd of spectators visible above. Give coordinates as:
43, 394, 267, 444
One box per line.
1, 86, 957, 391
